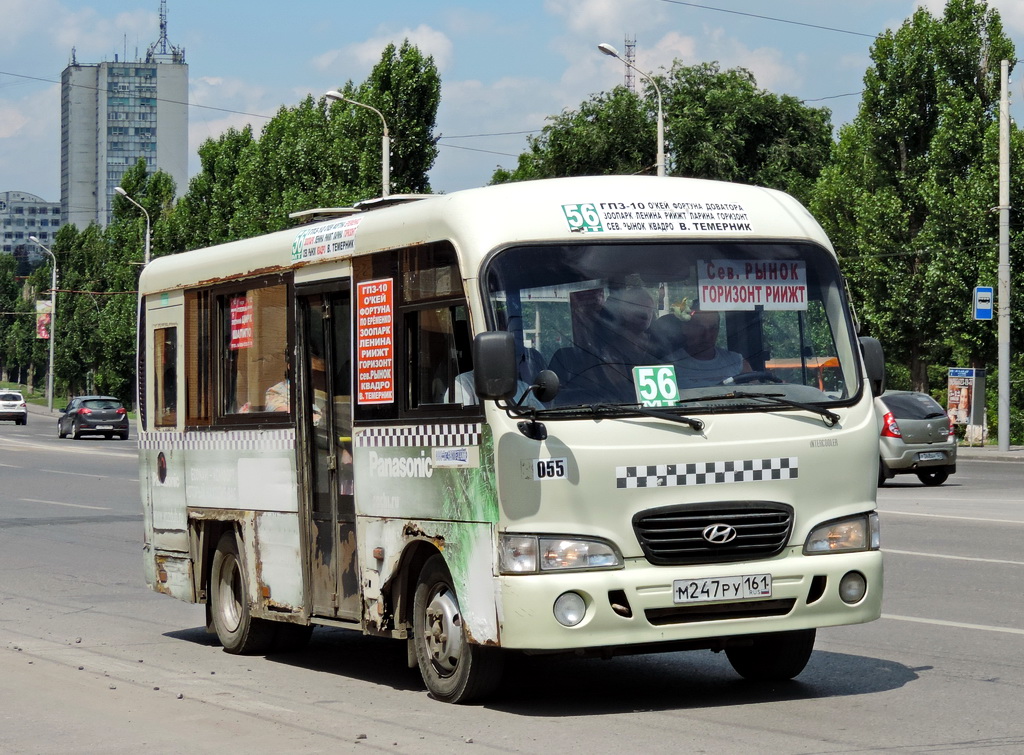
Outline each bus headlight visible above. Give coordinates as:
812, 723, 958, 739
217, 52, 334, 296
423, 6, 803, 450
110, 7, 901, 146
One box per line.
804, 512, 880, 554
499, 535, 622, 574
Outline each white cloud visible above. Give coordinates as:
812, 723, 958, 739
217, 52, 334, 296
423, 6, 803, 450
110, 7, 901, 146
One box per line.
312, 24, 454, 81
0, 83, 61, 199
545, 0, 671, 37
0, 102, 30, 139
694, 26, 801, 91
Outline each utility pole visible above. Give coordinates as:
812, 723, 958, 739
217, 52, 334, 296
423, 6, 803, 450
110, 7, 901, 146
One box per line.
997, 60, 1011, 451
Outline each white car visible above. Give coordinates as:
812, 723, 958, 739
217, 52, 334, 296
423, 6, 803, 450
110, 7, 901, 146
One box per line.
0, 390, 28, 425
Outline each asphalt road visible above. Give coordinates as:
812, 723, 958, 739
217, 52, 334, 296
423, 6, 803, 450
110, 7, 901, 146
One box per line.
2, 414, 1024, 753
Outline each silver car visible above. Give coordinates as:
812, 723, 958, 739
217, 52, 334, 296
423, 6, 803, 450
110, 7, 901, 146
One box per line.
0, 390, 28, 425
876, 390, 957, 486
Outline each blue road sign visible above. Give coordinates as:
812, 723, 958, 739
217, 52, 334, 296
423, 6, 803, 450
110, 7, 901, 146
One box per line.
974, 286, 994, 320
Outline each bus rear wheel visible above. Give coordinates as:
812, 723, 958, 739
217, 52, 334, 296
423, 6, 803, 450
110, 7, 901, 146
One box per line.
725, 629, 816, 681
210, 531, 276, 654
412, 554, 503, 703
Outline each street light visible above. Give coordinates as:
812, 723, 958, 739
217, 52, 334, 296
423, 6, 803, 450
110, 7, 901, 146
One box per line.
114, 187, 151, 264
325, 90, 391, 197
598, 42, 665, 177
29, 236, 57, 412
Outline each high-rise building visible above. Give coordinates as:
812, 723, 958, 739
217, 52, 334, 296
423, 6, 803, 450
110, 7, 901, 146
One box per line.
61, 1, 187, 229
0, 191, 63, 272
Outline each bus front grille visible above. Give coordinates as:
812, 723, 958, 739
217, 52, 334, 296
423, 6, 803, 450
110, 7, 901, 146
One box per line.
632, 502, 793, 565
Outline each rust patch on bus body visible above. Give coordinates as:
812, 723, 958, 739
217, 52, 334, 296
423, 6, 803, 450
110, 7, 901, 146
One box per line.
402, 522, 445, 551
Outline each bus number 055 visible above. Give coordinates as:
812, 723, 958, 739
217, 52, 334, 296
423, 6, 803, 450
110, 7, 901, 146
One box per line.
533, 458, 568, 480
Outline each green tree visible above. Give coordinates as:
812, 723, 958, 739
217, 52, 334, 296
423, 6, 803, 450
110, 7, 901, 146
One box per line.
665, 62, 832, 204
492, 87, 654, 182
811, 0, 1020, 395
492, 61, 833, 204
358, 40, 440, 195
171, 126, 256, 250
0, 253, 20, 382
174, 40, 441, 245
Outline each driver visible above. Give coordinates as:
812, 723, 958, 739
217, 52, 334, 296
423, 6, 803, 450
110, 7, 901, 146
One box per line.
672, 309, 751, 388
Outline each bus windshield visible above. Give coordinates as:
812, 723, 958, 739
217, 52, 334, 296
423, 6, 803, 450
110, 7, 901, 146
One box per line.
482, 241, 860, 410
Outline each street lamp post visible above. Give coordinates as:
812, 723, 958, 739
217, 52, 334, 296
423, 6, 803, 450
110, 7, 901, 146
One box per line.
114, 187, 151, 264
325, 90, 391, 197
598, 42, 665, 177
29, 236, 57, 412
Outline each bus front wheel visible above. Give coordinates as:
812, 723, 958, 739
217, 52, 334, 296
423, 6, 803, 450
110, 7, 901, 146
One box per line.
725, 629, 816, 681
412, 554, 503, 703
210, 531, 276, 654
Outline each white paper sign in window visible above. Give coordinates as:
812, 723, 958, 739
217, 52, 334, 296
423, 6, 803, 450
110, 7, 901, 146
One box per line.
697, 260, 807, 311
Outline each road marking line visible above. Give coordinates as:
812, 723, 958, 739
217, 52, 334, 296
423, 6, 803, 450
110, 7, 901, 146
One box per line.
0, 436, 135, 459
883, 548, 1024, 566
881, 510, 1024, 525
883, 614, 1024, 636
40, 469, 116, 479
19, 498, 111, 511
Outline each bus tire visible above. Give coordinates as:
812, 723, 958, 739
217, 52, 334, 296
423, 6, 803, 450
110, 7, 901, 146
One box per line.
725, 629, 816, 681
412, 554, 503, 703
210, 531, 276, 655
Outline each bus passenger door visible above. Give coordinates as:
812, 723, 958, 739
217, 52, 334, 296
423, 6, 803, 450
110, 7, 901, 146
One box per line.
299, 289, 358, 620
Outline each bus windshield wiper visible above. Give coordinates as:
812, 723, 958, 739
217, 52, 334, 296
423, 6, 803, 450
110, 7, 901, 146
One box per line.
681, 391, 840, 427
533, 402, 704, 431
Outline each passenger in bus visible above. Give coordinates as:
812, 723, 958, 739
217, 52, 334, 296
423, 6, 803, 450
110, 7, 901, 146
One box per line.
671, 309, 751, 388
549, 285, 658, 403
264, 366, 324, 424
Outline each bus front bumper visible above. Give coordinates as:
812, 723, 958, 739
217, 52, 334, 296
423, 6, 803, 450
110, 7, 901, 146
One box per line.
495, 548, 882, 651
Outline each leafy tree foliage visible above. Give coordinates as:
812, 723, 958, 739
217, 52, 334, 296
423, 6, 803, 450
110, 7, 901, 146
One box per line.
810, 0, 1020, 395
0, 253, 24, 383
492, 87, 655, 182
664, 62, 832, 205
492, 61, 832, 204
171, 40, 440, 246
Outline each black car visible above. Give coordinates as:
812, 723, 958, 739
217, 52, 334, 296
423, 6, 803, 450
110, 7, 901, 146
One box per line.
58, 395, 130, 440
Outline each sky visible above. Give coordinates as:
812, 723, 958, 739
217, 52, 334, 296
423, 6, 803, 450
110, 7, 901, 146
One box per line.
2, 0, 1024, 203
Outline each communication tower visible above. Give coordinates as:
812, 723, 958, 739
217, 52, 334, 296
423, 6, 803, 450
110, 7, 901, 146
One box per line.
624, 36, 637, 92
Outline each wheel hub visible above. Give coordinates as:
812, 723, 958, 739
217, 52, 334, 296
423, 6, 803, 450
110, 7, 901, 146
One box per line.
424, 585, 464, 677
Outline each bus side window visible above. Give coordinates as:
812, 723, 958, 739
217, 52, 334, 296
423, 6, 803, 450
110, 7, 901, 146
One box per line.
153, 326, 177, 427
405, 303, 471, 408
216, 280, 292, 418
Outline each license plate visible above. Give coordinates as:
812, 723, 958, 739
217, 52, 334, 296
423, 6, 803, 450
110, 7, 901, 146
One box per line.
918, 451, 945, 461
96, 425, 113, 430
673, 574, 772, 604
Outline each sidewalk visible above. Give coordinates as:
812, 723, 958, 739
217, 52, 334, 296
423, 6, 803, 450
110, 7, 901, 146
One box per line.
26, 401, 62, 421
955, 443, 1024, 462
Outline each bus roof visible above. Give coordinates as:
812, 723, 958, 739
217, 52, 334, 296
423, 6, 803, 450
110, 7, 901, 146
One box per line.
138, 175, 833, 296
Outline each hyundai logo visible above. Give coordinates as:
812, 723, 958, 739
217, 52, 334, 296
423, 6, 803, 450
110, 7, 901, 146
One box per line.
702, 524, 738, 544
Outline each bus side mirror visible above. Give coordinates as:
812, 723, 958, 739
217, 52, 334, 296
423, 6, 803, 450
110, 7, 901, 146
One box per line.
532, 369, 560, 403
473, 332, 517, 400
859, 336, 885, 397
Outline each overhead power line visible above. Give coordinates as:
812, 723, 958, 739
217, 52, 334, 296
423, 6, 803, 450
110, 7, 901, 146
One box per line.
656, 0, 879, 39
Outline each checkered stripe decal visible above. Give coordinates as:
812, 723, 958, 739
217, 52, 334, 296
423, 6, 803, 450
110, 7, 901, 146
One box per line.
356, 423, 482, 448
138, 428, 295, 451
616, 457, 798, 489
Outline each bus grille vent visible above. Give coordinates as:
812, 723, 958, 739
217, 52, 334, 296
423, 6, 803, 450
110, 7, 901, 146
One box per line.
632, 501, 793, 565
